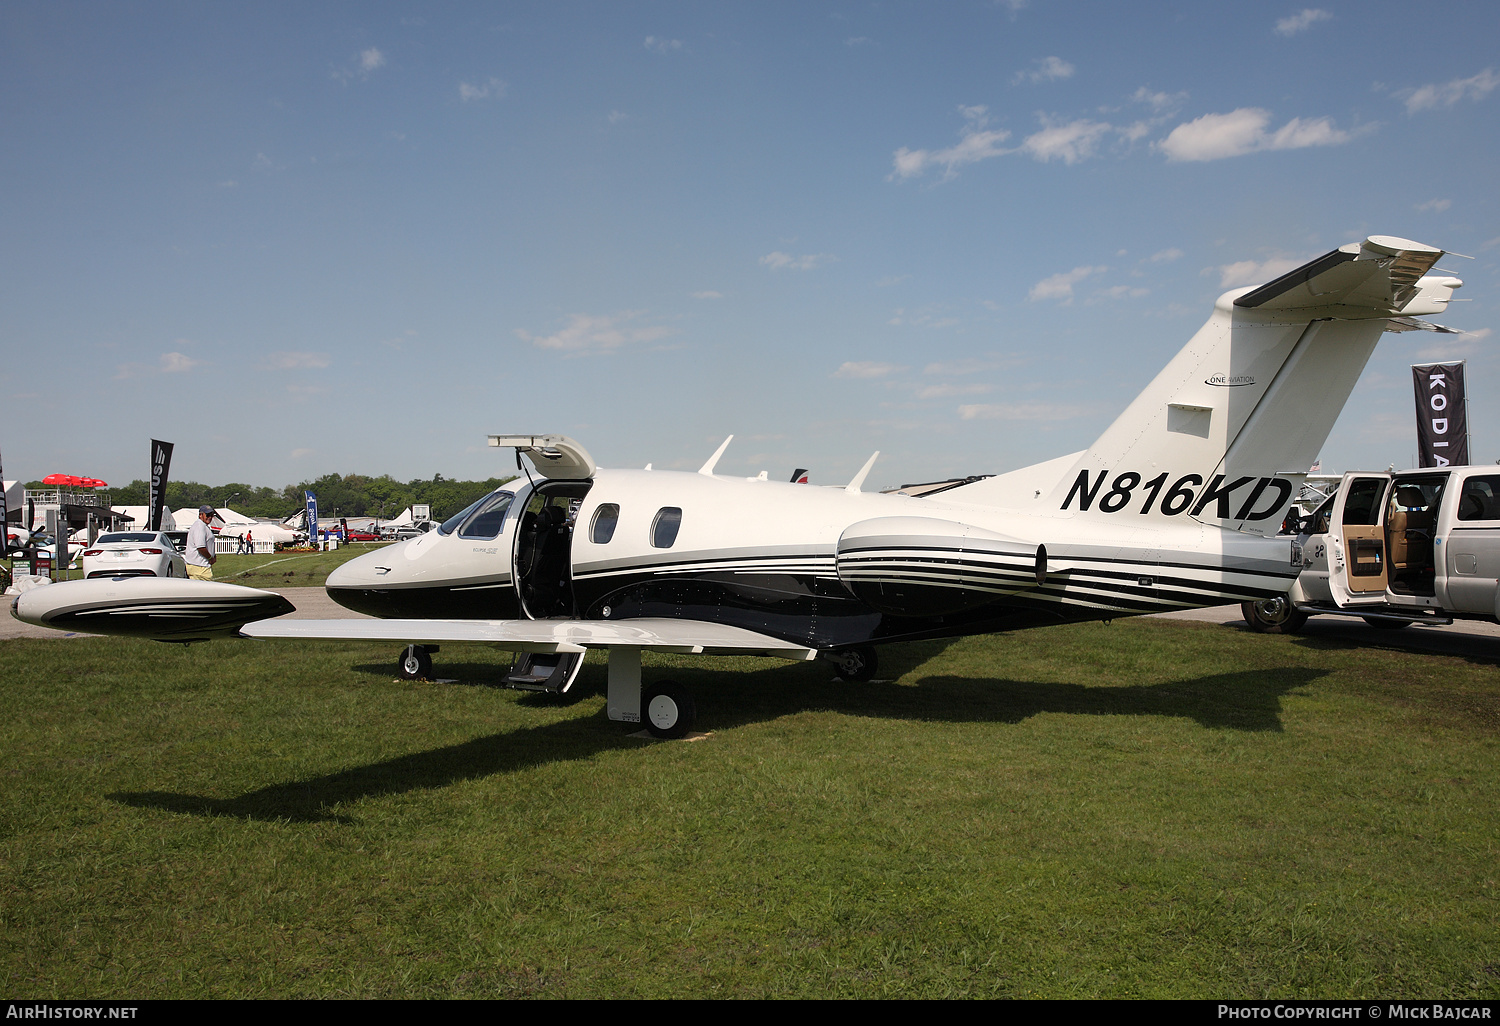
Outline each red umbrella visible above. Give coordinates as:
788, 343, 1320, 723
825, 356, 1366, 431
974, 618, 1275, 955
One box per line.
41, 474, 109, 488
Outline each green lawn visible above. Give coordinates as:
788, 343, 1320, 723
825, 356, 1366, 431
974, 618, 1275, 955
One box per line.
0, 619, 1496, 998
210, 543, 388, 588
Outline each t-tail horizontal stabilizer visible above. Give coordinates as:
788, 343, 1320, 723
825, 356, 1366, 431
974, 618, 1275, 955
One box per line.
951, 235, 1461, 535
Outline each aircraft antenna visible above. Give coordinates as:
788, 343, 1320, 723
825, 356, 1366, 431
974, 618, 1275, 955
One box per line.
698, 435, 734, 476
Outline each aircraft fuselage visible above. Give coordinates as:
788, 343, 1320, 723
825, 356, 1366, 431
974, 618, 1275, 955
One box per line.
326, 467, 1297, 651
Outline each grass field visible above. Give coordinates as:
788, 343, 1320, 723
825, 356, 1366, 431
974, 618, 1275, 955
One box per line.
0, 618, 1496, 998
200, 544, 388, 588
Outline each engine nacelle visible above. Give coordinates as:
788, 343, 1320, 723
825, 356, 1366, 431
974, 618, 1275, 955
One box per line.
836, 516, 1044, 617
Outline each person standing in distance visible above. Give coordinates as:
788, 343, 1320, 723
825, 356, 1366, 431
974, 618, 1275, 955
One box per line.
186, 504, 218, 580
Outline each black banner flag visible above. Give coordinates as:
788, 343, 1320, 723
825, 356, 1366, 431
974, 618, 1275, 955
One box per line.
1412, 362, 1469, 468
148, 439, 175, 531
0, 445, 8, 552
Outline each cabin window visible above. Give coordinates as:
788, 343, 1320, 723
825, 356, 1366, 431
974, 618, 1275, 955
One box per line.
1457, 476, 1500, 521
650, 507, 682, 548
458, 491, 514, 539
590, 504, 620, 544
1341, 479, 1387, 526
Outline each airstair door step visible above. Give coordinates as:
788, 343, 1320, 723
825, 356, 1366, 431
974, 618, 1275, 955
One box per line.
505, 651, 585, 693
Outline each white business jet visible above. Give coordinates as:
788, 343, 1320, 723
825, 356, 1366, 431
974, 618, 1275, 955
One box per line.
13, 236, 1463, 739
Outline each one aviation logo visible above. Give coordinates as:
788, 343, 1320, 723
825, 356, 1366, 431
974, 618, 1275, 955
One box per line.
1205, 373, 1256, 387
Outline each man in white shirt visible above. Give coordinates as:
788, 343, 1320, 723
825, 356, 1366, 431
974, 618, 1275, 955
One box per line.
186, 505, 218, 580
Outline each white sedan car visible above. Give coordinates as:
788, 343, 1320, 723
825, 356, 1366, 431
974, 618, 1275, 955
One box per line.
81, 531, 188, 580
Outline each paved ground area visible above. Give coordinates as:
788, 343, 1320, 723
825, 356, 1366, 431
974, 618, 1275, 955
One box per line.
4, 586, 1498, 661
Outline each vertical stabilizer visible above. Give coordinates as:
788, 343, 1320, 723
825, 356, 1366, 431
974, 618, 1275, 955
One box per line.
949, 236, 1460, 533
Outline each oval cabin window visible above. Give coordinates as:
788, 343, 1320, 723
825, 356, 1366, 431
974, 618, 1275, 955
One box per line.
590, 504, 620, 544
650, 507, 683, 548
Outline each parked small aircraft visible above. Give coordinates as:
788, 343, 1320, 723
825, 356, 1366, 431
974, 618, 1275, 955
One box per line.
12, 235, 1464, 738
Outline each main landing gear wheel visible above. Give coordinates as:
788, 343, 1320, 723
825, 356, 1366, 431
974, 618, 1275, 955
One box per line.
830, 645, 878, 682
1240, 597, 1308, 635
398, 644, 433, 680
641, 679, 696, 740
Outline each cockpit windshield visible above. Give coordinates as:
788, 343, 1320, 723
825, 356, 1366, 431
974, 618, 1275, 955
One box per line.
437, 496, 487, 535
437, 489, 516, 538
458, 491, 514, 539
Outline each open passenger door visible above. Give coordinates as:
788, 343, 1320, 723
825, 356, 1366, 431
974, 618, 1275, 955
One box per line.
1330, 474, 1391, 602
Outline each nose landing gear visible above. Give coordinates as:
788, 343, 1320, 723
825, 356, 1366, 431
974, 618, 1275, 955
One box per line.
397, 644, 435, 680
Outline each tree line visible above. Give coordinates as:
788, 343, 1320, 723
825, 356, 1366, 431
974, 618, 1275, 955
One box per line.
25, 473, 517, 523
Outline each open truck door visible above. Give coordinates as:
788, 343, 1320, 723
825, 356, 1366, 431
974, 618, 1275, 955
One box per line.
1329, 473, 1393, 604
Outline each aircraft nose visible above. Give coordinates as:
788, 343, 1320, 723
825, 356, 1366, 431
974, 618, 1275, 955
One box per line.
326, 546, 394, 590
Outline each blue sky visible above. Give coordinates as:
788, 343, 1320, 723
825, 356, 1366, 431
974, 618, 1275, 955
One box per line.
2, 1, 1496, 492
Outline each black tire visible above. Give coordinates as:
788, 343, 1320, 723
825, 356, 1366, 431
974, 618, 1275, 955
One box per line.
1363, 617, 1413, 630
641, 679, 695, 740
398, 644, 433, 680
830, 645, 879, 682
1241, 597, 1308, 635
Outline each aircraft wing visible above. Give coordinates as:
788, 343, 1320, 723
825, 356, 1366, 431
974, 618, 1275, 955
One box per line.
241, 616, 819, 660
1233, 235, 1459, 318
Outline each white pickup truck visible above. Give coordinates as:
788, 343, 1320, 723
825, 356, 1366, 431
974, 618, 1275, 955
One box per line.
1241, 467, 1500, 633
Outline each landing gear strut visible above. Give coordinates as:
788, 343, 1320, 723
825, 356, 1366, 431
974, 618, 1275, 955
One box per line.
828, 645, 878, 682
397, 644, 434, 680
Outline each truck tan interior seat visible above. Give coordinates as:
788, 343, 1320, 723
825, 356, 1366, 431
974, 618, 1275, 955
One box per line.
1387, 485, 1432, 571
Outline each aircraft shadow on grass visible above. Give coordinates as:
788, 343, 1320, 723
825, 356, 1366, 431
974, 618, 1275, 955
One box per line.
109, 652, 1323, 824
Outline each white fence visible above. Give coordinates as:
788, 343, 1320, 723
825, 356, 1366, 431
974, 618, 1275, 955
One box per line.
214, 538, 275, 555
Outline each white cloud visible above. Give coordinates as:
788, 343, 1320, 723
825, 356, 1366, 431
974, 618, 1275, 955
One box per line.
1415, 198, 1452, 213
1150, 248, 1184, 263
1417, 327, 1491, 361
876, 275, 909, 288
958, 403, 1087, 421
291, 448, 314, 459
761, 251, 836, 271
1214, 257, 1304, 288
1020, 118, 1111, 164
917, 383, 992, 399
833, 361, 902, 379
644, 36, 683, 54
1158, 107, 1352, 161
517, 311, 673, 353
1401, 68, 1499, 113
266, 351, 331, 370
1028, 265, 1107, 302
890, 105, 1011, 181
159, 352, 200, 373
1014, 56, 1074, 85
924, 357, 1006, 376
1093, 285, 1150, 301
1274, 9, 1332, 36
331, 48, 386, 84
608, 110, 628, 124
459, 78, 506, 102
845, 36, 873, 47
691, 290, 724, 299
1132, 87, 1187, 111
